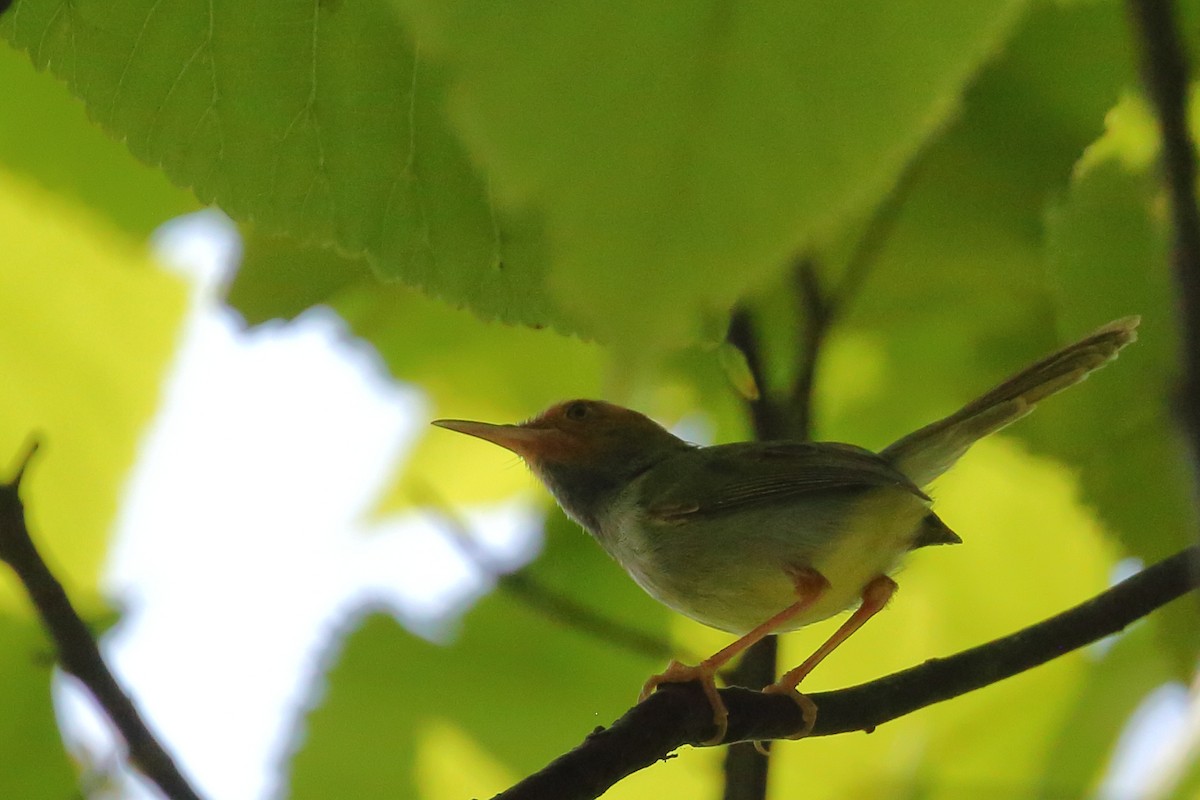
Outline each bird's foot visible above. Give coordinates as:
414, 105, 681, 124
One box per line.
639, 659, 728, 746
759, 681, 818, 743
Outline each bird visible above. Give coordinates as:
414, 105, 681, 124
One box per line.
432, 316, 1139, 745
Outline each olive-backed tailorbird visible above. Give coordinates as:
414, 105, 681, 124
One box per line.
433, 316, 1139, 744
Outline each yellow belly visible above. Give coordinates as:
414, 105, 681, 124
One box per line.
600, 486, 931, 634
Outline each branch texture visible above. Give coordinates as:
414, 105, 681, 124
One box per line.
1127, 0, 1200, 459
0, 443, 204, 800
491, 546, 1199, 800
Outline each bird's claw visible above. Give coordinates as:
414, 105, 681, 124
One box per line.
639, 659, 728, 746
760, 682, 818, 743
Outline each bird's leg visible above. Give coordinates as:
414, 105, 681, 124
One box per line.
763, 574, 898, 740
638, 566, 830, 746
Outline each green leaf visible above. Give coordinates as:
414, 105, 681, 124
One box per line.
1037, 92, 1199, 672
1, 0, 571, 333
812, 0, 1137, 451
0, 45, 196, 234
0, 615, 75, 800
226, 228, 372, 326
0, 168, 185, 609
1034, 621, 1179, 798
1039, 95, 1193, 563
392, 0, 1031, 350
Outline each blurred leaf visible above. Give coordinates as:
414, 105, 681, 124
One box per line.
226, 229, 372, 326
392, 0, 1031, 351
814, 0, 1138, 453
0, 168, 185, 609
1037, 92, 1200, 672
0, 169, 184, 798
1034, 621, 1179, 798
0, 616, 75, 800
1170, 751, 1200, 800
716, 342, 760, 402
287, 509, 681, 798
1039, 93, 1193, 562
415, 721, 516, 799
1, 0, 572, 333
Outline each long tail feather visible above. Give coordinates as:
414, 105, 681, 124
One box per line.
881, 316, 1139, 486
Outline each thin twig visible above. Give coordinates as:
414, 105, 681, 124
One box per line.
491, 546, 1199, 800
0, 441, 204, 800
787, 258, 830, 435
726, 308, 784, 441
420, 501, 683, 663
1127, 0, 1200, 471
830, 141, 929, 313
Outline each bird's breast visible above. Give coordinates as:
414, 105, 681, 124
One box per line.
594, 485, 931, 634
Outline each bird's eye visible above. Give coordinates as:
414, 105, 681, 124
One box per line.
564, 401, 590, 421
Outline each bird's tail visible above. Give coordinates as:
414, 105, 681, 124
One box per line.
881, 316, 1139, 487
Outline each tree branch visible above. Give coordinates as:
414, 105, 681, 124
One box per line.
722, 301, 789, 796
0, 441, 204, 800
1127, 0, 1200, 464
491, 546, 1199, 800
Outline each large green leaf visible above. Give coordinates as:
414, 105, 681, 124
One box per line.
0, 44, 196, 234
1037, 92, 1200, 671
810, 0, 1137, 452
1039, 94, 1193, 562
392, 0, 1030, 350
1, 0, 568, 332
4, 0, 1034, 351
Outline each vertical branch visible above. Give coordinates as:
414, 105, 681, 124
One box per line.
0, 442, 204, 800
727, 309, 784, 440
722, 308, 784, 800
789, 259, 831, 437
1127, 0, 1200, 471
720, 145, 916, 797
722, 260, 831, 800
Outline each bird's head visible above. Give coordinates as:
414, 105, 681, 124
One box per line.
433, 399, 690, 532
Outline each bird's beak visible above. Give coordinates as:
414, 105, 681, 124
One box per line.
431, 418, 551, 460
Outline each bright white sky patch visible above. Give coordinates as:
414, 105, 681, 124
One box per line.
55, 211, 539, 799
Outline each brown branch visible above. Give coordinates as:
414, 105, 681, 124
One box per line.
0, 441, 204, 800
491, 546, 1199, 800
1126, 0, 1200, 475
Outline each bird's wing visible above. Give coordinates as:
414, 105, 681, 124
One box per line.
640, 441, 928, 523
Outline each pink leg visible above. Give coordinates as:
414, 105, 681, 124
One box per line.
639, 567, 830, 746
763, 574, 898, 739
